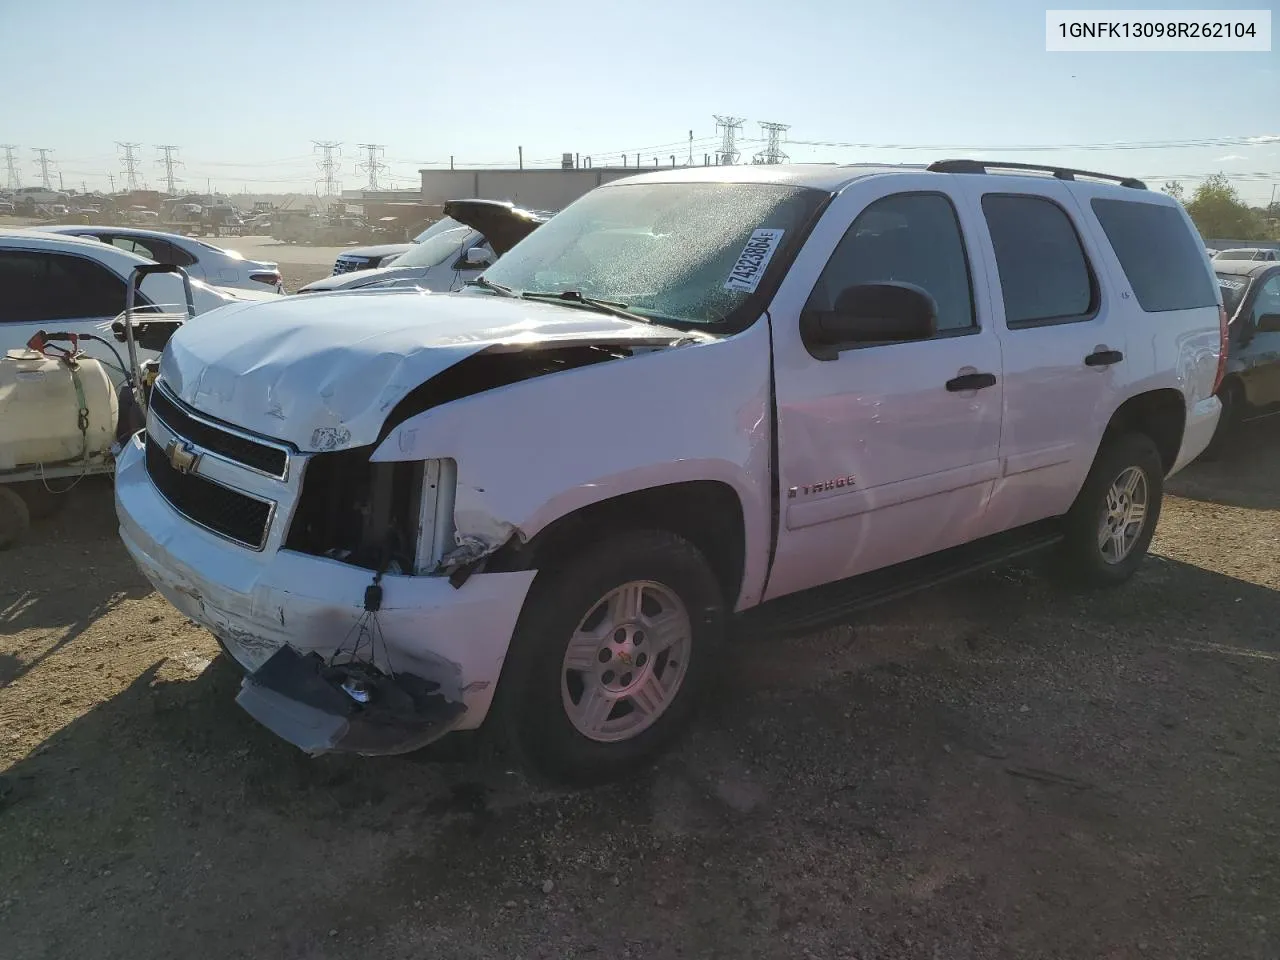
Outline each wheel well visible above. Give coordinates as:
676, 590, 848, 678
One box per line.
486, 481, 747, 605
1103, 389, 1185, 473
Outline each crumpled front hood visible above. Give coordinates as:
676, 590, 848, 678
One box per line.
160, 290, 687, 452
298, 263, 426, 292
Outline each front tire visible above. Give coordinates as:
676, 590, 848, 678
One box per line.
496, 529, 725, 785
1061, 433, 1164, 586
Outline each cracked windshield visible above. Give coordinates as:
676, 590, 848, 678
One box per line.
1, 1, 1276, 959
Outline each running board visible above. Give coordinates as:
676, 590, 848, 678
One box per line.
737, 519, 1064, 639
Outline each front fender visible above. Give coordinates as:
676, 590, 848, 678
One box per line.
371, 320, 775, 608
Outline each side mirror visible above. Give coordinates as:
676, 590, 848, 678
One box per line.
800, 282, 938, 360
112, 318, 184, 352
1257, 312, 1280, 333
464, 246, 494, 267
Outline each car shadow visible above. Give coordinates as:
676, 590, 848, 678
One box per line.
1167, 415, 1280, 511
2, 551, 1278, 959
0, 476, 150, 688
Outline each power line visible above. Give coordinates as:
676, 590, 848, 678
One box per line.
116, 142, 141, 190
1, 145, 20, 189
786, 134, 1280, 153
754, 121, 790, 165
356, 143, 388, 190
155, 144, 183, 194
31, 148, 55, 189
312, 141, 342, 196
714, 116, 746, 165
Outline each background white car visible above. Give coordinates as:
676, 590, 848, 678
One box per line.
299, 200, 550, 295
0, 230, 276, 380
38, 225, 285, 293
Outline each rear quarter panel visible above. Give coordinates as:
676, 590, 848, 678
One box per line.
1064, 184, 1222, 422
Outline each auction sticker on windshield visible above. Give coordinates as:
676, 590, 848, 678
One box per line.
724, 229, 785, 294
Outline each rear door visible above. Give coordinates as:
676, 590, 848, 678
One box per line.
765, 175, 1005, 601
1237, 271, 1280, 407
0, 249, 160, 383
954, 180, 1126, 533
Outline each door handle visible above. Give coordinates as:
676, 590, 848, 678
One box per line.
1085, 349, 1124, 367
946, 372, 997, 392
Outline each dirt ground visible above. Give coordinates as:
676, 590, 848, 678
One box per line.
2, 415, 1279, 960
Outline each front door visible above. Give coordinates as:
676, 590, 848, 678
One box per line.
765, 177, 1004, 601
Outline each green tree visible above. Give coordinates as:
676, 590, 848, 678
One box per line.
1162, 180, 1185, 202
1184, 174, 1265, 240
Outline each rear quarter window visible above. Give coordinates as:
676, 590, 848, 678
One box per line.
1090, 199, 1218, 312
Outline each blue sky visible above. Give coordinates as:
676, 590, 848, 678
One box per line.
2, 0, 1277, 202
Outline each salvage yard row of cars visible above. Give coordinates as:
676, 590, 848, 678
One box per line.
5, 160, 1280, 784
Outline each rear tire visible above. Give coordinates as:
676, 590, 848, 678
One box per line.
496, 529, 725, 786
0, 486, 32, 551
1060, 433, 1164, 587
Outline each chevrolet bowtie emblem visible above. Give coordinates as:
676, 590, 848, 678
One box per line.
165, 439, 201, 475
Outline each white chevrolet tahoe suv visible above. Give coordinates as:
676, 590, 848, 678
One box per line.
115, 160, 1225, 784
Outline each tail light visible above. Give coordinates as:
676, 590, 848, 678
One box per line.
1213, 304, 1229, 395
250, 271, 282, 288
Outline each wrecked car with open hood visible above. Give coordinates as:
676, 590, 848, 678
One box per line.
297, 199, 551, 296
115, 161, 1223, 784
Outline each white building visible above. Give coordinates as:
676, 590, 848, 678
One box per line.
419, 157, 707, 212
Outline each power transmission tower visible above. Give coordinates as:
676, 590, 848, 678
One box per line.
117, 142, 142, 191
32, 148, 55, 189
156, 144, 183, 194
107, 173, 116, 193
713, 115, 745, 165
753, 122, 791, 164
313, 140, 342, 197
356, 143, 388, 191
1, 145, 20, 189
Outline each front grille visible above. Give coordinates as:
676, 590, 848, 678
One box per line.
150, 387, 289, 478
145, 436, 273, 550
332, 256, 376, 275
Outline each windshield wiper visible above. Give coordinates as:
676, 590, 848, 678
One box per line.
463, 276, 517, 297
519, 289, 651, 324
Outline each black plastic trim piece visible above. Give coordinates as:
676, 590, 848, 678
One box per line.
738, 518, 1064, 639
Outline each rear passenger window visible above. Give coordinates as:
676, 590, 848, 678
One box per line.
982, 195, 1095, 327
807, 192, 975, 334
1090, 199, 1218, 312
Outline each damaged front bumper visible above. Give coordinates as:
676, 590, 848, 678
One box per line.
114, 431, 536, 756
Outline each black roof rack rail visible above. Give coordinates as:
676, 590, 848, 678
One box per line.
926, 159, 1147, 190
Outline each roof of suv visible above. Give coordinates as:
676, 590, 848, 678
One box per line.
605, 163, 926, 191
605, 160, 1159, 199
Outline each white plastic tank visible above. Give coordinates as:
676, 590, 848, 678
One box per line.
0, 350, 119, 472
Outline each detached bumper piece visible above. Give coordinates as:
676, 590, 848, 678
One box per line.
235, 645, 467, 756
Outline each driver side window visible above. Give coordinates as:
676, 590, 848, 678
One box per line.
806, 192, 977, 335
